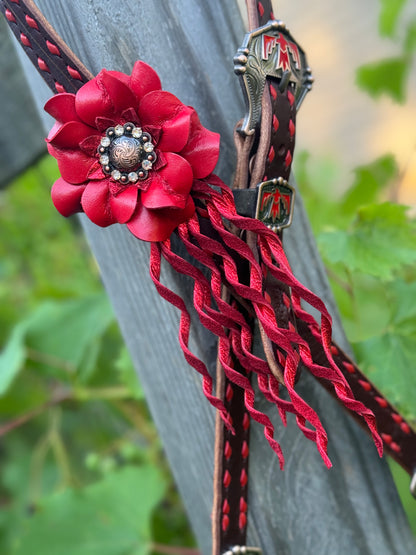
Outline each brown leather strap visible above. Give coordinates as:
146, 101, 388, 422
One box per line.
212, 2, 276, 554
0, 0, 92, 94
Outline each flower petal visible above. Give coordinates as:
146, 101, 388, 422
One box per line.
141, 153, 193, 210
129, 61, 162, 101
158, 108, 193, 152
44, 93, 80, 123
80, 135, 101, 156
139, 90, 193, 151
127, 196, 195, 242
76, 70, 137, 127
180, 113, 220, 178
47, 143, 95, 184
109, 186, 139, 223
81, 180, 116, 227
47, 121, 99, 149
107, 70, 130, 87
51, 178, 86, 216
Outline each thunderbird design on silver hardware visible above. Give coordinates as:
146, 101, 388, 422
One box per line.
234, 19, 313, 135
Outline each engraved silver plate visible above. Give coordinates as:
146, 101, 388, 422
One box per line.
234, 19, 313, 136
255, 177, 295, 232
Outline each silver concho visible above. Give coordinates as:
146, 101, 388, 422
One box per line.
97, 122, 157, 183
109, 136, 143, 171
234, 19, 313, 136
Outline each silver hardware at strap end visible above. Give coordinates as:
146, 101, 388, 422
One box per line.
410, 470, 416, 498
234, 19, 313, 136
222, 547, 262, 555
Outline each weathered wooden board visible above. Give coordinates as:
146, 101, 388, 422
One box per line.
0, 17, 45, 188
11, 1, 415, 553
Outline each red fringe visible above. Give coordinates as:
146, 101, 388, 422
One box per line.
148, 175, 383, 468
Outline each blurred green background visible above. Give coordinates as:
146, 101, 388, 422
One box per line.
1, 0, 416, 553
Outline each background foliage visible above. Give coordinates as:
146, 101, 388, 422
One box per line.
0, 0, 415, 551
0, 157, 197, 554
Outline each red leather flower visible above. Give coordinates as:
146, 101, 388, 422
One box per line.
45, 61, 220, 241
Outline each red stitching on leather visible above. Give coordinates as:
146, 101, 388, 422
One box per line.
224, 441, 232, 459
240, 469, 248, 487
270, 11, 275, 20
20, 32, 31, 47
392, 413, 403, 424
46, 39, 61, 55
272, 114, 279, 131
390, 442, 401, 453
239, 512, 247, 529
25, 14, 39, 29
222, 515, 230, 532
243, 412, 250, 431
241, 440, 249, 458
222, 499, 230, 514
343, 361, 355, 374
382, 433, 392, 444
268, 146, 275, 163
330, 344, 339, 356
37, 57, 50, 73
289, 119, 295, 137
282, 293, 291, 308
285, 150, 292, 168
257, 2, 265, 17
239, 497, 248, 512
223, 470, 232, 488
358, 379, 372, 392
67, 65, 83, 80
269, 83, 277, 100
226, 383, 234, 402
55, 82, 66, 93
375, 396, 388, 408
401, 422, 411, 434
5, 8, 16, 22
287, 90, 295, 106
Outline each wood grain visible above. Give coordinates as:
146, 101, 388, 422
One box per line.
11, 1, 416, 553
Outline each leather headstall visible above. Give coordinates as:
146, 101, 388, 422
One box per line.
2, 3, 416, 555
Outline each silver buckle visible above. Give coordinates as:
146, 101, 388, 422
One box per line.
234, 19, 313, 135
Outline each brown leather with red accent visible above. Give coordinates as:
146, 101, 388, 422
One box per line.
213, 356, 251, 552
296, 319, 416, 475
0, 0, 92, 94
262, 83, 297, 182
212, 2, 276, 553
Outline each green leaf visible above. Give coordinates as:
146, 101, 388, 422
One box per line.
0, 323, 27, 395
318, 203, 416, 280
352, 279, 416, 421
25, 295, 114, 373
355, 333, 416, 421
356, 57, 409, 102
0, 295, 114, 394
340, 155, 398, 218
378, 0, 407, 37
14, 465, 166, 555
